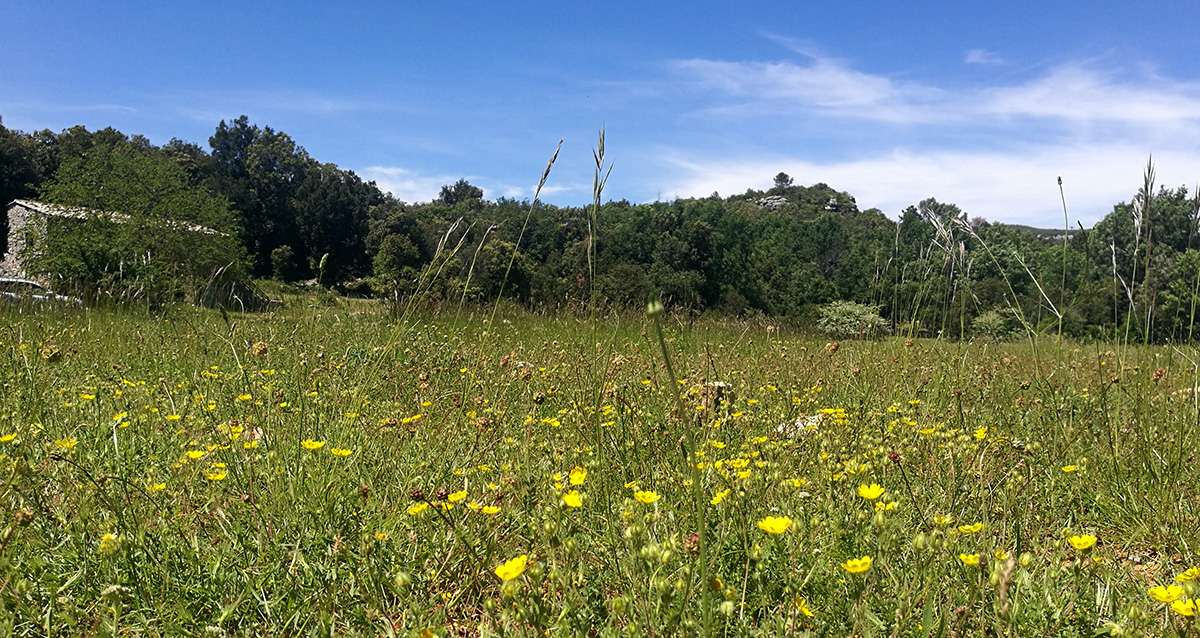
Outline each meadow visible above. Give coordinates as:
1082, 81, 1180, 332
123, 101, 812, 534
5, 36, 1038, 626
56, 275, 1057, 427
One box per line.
1, 299, 1198, 636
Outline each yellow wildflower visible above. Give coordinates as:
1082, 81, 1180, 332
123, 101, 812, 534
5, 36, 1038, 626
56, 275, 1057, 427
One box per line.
1148, 584, 1184, 603
710, 489, 731, 505
54, 437, 78, 450
406, 502, 429, 516
494, 554, 528, 581
98, 532, 120, 555
841, 556, 873, 574
958, 553, 981, 567
1176, 566, 1200, 582
756, 515, 792, 535
562, 490, 583, 508
448, 490, 467, 504
569, 465, 587, 486
330, 447, 352, 457
1171, 598, 1197, 617
481, 505, 501, 516
856, 483, 885, 500
1067, 534, 1097, 552
957, 522, 984, 535
633, 490, 660, 505
301, 439, 326, 450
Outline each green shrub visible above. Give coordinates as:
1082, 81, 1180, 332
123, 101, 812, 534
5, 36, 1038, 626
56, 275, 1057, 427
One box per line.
817, 300, 889, 339
971, 309, 1013, 341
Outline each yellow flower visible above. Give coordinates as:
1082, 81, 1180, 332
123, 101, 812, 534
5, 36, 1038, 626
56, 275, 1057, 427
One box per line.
205, 469, 228, 481
710, 489, 732, 505
0, 433, 16, 444
957, 522, 984, 535
148, 482, 167, 492
933, 514, 955, 527
633, 490, 660, 505
494, 554, 528, 581
562, 490, 583, 508
958, 553, 981, 567
448, 490, 467, 504
1060, 464, 1079, 473
1176, 567, 1200, 582
974, 426, 987, 440
794, 596, 815, 618
481, 505, 501, 516
756, 515, 792, 535
243, 440, 260, 450
406, 502, 429, 516
185, 449, 206, 460
1148, 584, 1184, 603
54, 437, 78, 450
374, 531, 389, 542
856, 483, 885, 500
301, 439, 326, 450
841, 556, 873, 574
79, 393, 96, 401
330, 447, 352, 457
569, 466, 587, 486
993, 549, 1010, 561
237, 393, 252, 402
1067, 534, 1097, 552
1171, 598, 1197, 617
165, 414, 181, 422
98, 532, 120, 555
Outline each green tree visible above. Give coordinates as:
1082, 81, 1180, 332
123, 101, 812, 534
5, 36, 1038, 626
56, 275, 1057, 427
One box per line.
33, 143, 245, 305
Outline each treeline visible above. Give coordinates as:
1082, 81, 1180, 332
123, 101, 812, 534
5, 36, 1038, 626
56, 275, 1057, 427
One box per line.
2, 117, 1199, 341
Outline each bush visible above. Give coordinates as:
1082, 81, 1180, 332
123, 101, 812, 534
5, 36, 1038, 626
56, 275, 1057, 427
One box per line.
271, 245, 299, 282
971, 309, 1013, 341
817, 301, 889, 339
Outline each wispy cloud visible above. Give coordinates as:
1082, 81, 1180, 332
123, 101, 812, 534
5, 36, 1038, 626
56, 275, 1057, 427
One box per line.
361, 166, 457, 203
361, 166, 561, 203
965, 49, 1004, 65
659, 144, 1200, 225
669, 53, 1200, 128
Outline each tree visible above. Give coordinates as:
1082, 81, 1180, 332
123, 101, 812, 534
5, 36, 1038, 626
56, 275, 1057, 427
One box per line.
438, 179, 483, 206
33, 143, 246, 305
772, 172, 794, 190
372, 233, 422, 296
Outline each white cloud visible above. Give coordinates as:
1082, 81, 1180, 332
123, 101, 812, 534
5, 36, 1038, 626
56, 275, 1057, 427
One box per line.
670, 57, 939, 123
965, 49, 1004, 65
361, 166, 457, 203
362, 167, 557, 203
659, 144, 1200, 226
669, 54, 1200, 127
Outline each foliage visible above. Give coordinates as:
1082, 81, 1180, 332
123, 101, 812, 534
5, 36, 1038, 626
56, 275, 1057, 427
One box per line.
971, 309, 1013, 341
31, 143, 245, 306
817, 301, 889, 339
3, 120, 1200, 343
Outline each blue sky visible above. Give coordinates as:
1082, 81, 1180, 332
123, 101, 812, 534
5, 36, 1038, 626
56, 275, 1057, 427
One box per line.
4, 1, 1200, 225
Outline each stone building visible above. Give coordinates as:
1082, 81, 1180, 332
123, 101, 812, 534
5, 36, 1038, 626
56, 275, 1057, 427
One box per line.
1, 199, 218, 283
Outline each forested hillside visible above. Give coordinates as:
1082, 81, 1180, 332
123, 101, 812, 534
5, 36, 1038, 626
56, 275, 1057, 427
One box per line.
2, 118, 1197, 341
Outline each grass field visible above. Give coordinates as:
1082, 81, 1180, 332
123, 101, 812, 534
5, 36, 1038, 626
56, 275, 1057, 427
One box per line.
1, 299, 1198, 636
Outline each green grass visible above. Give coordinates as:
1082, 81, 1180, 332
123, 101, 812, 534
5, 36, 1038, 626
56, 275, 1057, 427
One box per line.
1, 299, 1198, 635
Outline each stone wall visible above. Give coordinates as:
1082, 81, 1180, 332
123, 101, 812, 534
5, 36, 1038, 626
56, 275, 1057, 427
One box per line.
0, 203, 47, 280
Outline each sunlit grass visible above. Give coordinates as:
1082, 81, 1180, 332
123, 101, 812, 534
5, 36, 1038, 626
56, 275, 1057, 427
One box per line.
0, 301, 1197, 635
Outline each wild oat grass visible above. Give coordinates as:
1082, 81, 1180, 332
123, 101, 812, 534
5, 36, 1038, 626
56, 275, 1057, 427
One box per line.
0, 301, 1198, 635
